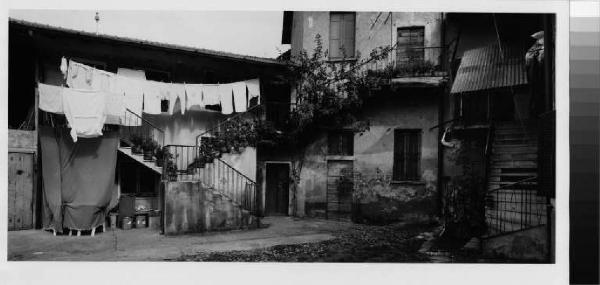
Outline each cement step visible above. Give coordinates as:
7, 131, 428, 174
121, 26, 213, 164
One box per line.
491, 160, 537, 168
491, 153, 538, 161
492, 146, 538, 154
118, 147, 163, 175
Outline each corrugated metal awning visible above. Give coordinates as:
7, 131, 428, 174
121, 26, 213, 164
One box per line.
450, 44, 528, 94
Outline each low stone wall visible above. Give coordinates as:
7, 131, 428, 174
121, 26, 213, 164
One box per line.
163, 181, 255, 235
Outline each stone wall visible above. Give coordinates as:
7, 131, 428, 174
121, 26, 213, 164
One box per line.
299, 91, 440, 222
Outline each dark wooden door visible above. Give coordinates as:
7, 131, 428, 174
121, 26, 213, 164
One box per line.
8, 152, 34, 230
265, 163, 290, 215
327, 160, 353, 220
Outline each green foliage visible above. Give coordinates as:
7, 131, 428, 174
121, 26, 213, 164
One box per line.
282, 34, 394, 146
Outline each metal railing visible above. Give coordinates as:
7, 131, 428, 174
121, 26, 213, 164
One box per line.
119, 108, 166, 179
361, 46, 449, 79
163, 144, 257, 215
120, 108, 165, 150
485, 176, 548, 236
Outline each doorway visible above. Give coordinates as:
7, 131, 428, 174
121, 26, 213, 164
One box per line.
265, 163, 290, 215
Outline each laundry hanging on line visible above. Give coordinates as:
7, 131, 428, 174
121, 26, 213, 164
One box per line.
184, 84, 205, 111
38, 83, 125, 126
219, 84, 234, 115
168, 83, 186, 115
61, 88, 108, 142
231, 81, 248, 112
64, 58, 262, 116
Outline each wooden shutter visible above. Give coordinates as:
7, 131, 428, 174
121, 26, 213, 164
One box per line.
342, 13, 355, 58
393, 131, 406, 180
330, 13, 355, 59
393, 130, 421, 181
407, 132, 421, 180
397, 27, 425, 63
329, 13, 342, 59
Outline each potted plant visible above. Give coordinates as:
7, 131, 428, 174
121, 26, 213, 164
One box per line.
142, 138, 158, 161
166, 159, 178, 181
130, 133, 143, 154
154, 146, 166, 167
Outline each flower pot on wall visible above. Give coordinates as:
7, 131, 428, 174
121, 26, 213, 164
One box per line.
132, 145, 143, 155
143, 150, 153, 161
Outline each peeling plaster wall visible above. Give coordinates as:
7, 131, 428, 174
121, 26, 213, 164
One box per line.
300, 92, 440, 222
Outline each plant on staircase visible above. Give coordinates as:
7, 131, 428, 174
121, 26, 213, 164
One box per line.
142, 138, 158, 161
130, 133, 143, 154
166, 158, 178, 181
154, 146, 169, 167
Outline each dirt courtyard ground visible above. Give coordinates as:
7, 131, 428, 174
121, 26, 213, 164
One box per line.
8, 216, 439, 262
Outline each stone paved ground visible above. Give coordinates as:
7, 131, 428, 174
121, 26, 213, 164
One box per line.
8, 216, 442, 262
171, 222, 439, 262
7, 217, 350, 261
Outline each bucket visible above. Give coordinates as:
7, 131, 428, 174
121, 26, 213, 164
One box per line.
122, 216, 133, 230
109, 213, 118, 229
135, 215, 147, 228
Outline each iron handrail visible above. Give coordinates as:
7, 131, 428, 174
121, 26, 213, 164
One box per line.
215, 157, 256, 183
125, 108, 165, 133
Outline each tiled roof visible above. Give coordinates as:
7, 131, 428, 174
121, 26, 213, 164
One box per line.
450, 44, 528, 94
9, 18, 285, 66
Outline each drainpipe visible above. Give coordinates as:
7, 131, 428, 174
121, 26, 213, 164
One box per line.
436, 12, 446, 217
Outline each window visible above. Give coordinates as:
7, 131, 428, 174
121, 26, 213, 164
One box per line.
396, 27, 425, 64
393, 129, 421, 181
329, 12, 356, 59
328, 130, 354, 156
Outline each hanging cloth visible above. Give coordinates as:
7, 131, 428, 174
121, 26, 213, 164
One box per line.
202, 84, 221, 106
231, 82, 248, 113
142, 81, 162, 115
39, 126, 119, 232
66, 60, 112, 91
115, 68, 146, 124
105, 92, 125, 125
219, 84, 234, 115
168, 83, 186, 115
62, 88, 108, 142
38, 83, 64, 114
185, 84, 204, 111
245, 78, 261, 104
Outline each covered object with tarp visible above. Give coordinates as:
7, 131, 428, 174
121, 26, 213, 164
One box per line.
40, 126, 119, 232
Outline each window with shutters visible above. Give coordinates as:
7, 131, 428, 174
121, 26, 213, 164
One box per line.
393, 129, 421, 181
328, 130, 354, 156
396, 27, 425, 64
329, 12, 356, 59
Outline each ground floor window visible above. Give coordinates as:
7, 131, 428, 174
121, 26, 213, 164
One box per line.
327, 130, 354, 156
393, 129, 421, 181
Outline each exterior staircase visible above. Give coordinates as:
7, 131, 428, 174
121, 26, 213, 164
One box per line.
118, 109, 165, 175
485, 121, 547, 236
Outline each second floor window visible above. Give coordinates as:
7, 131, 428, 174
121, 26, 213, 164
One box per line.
329, 12, 355, 60
396, 27, 425, 64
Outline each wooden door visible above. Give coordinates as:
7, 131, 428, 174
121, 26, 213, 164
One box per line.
326, 160, 353, 220
265, 163, 290, 215
8, 152, 34, 230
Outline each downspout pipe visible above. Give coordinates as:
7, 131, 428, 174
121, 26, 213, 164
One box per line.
437, 12, 446, 217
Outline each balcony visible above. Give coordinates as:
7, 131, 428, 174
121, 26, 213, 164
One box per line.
363, 46, 449, 87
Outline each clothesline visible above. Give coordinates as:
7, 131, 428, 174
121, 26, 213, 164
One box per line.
38, 58, 262, 142
62, 58, 261, 116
